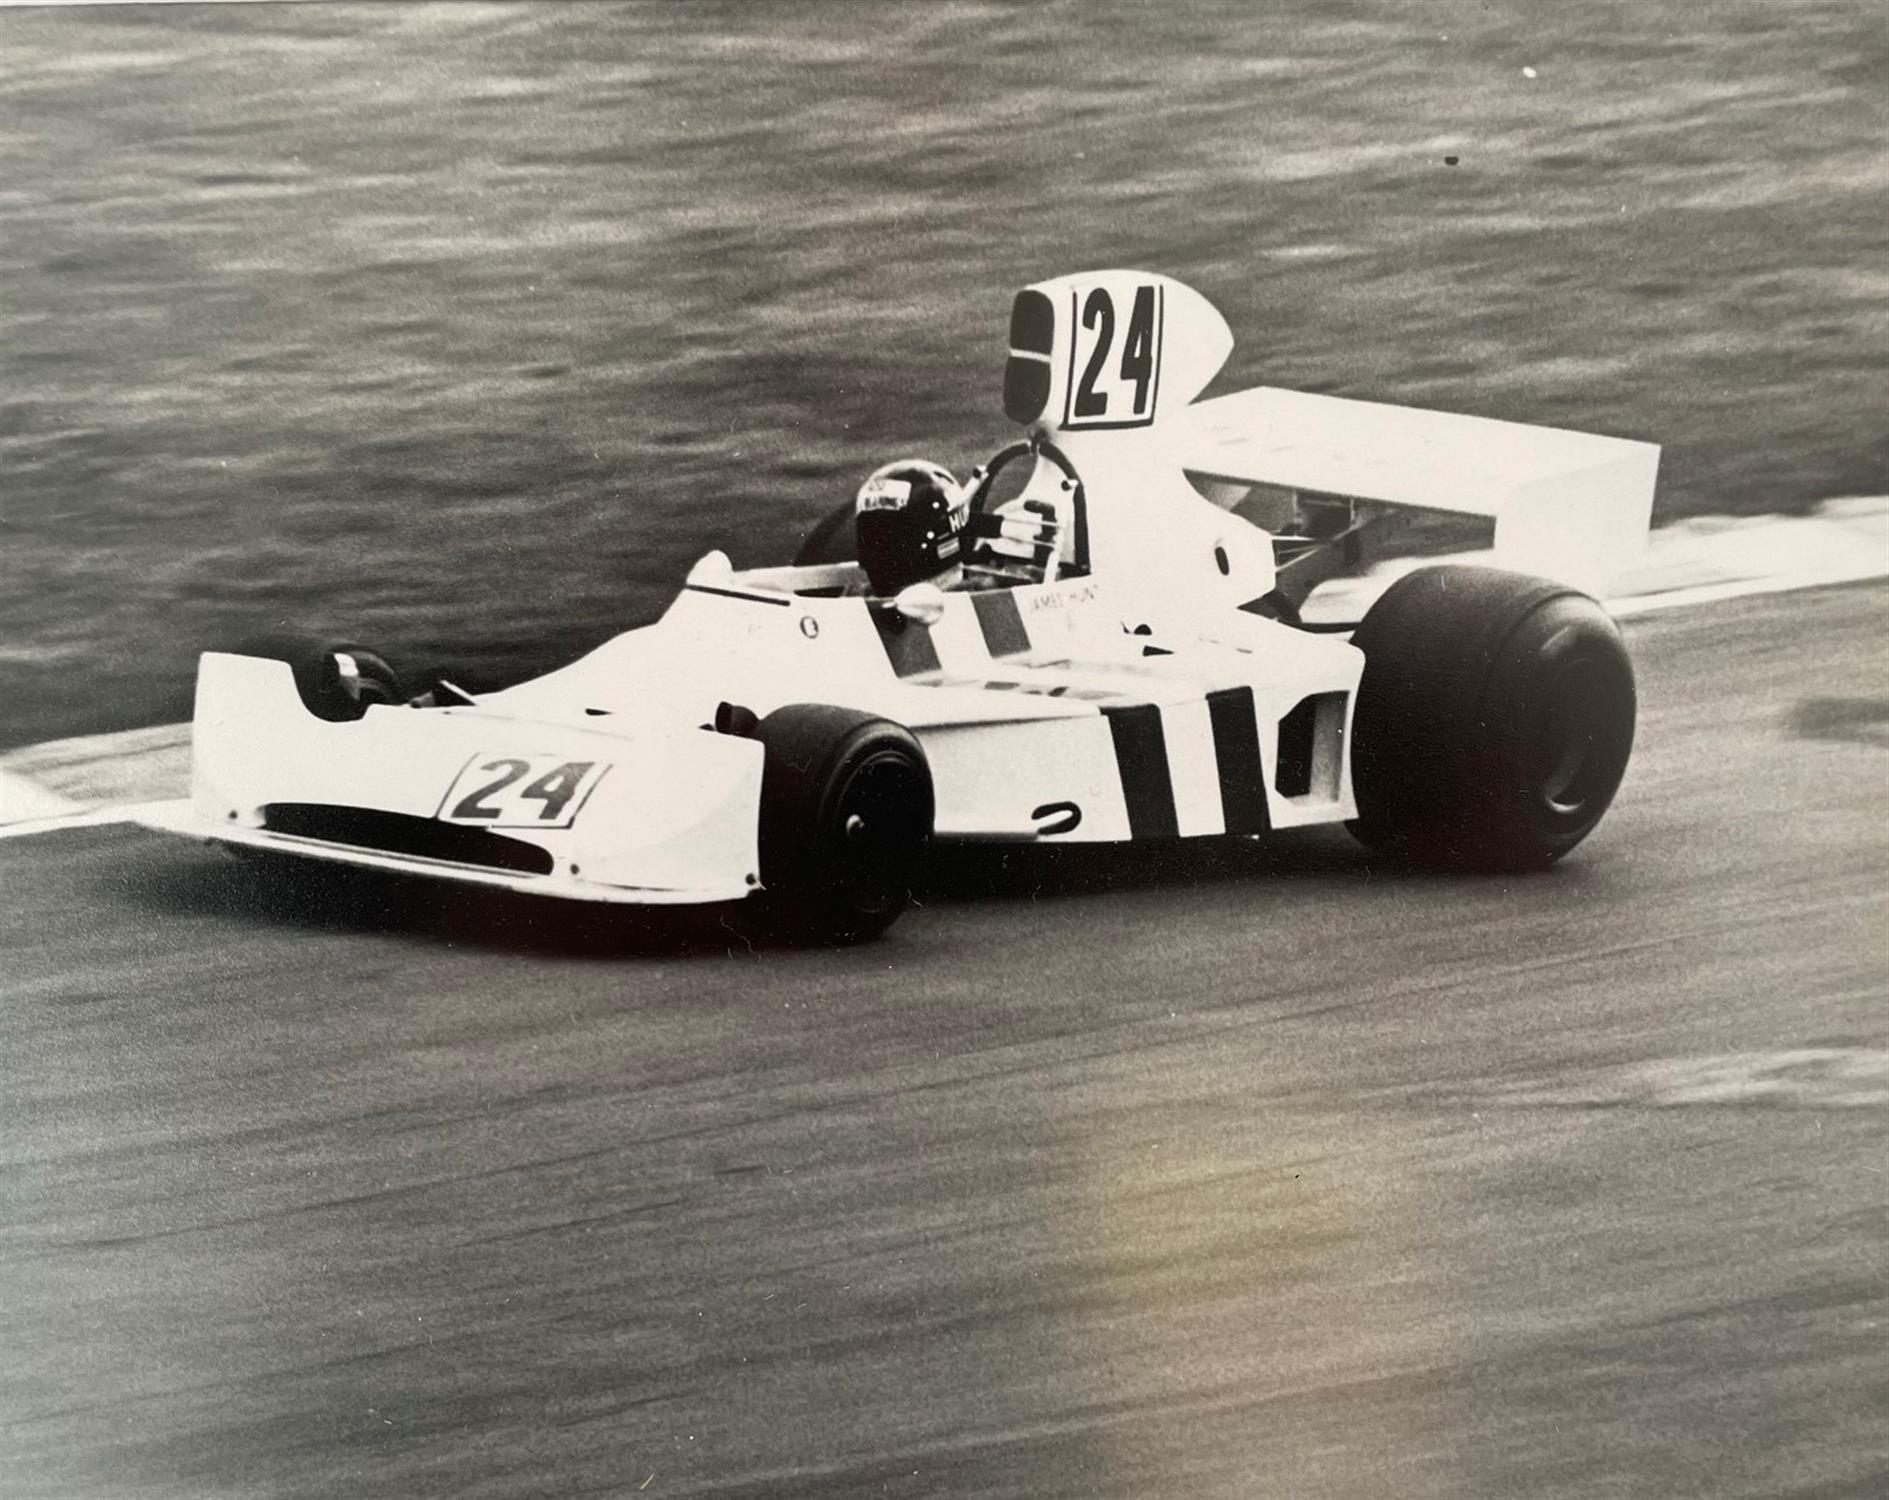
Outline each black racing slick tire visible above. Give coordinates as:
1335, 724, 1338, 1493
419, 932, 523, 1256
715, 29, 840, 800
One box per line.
239, 634, 407, 722
753, 704, 934, 945
1347, 566, 1636, 871
793, 501, 858, 568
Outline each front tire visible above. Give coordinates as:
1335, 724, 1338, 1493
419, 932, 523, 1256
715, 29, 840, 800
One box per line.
1348, 566, 1636, 870
754, 705, 934, 944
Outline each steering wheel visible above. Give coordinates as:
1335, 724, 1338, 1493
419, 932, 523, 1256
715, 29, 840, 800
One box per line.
960, 437, 1089, 575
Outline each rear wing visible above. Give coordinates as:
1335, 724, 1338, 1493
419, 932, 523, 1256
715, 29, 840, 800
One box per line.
1182, 386, 1660, 597
1001, 270, 1660, 608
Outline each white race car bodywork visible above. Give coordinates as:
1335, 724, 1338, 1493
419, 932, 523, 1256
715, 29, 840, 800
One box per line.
149, 563, 1361, 901
144, 651, 764, 903
141, 270, 1657, 912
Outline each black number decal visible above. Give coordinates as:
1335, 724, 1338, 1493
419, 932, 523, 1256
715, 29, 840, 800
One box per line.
1031, 801, 1083, 836
1073, 288, 1114, 417
1120, 285, 1156, 413
519, 761, 595, 823
451, 758, 530, 820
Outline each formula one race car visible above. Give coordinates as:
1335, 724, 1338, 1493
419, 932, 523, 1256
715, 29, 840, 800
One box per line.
141, 271, 1659, 943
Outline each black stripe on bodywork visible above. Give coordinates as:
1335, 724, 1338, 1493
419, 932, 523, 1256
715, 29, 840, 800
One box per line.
1274, 692, 1347, 797
1275, 695, 1319, 796
1103, 704, 1179, 839
972, 590, 1030, 657
1031, 801, 1082, 836
869, 603, 942, 677
1004, 291, 1058, 423
1004, 358, 1051, 426
1009, 289, 1056, 353
685, 583, 793, 607
1206, 686, 1271, 835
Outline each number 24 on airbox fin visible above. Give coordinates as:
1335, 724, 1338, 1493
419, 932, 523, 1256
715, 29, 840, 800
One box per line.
1005, 274, 1168, 433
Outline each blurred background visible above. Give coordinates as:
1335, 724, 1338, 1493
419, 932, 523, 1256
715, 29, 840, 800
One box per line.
4, 0, 1885, 748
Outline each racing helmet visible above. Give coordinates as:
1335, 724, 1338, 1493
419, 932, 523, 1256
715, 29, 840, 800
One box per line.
853, 459, 966, 596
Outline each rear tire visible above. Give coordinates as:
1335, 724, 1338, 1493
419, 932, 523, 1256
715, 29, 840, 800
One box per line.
754, 705, 933, 944
1347, 566, 1635, 870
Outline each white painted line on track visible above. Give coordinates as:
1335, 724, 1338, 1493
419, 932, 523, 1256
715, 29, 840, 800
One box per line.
1612, 570, 1889, 617
0, 723, 191, 840
0, 767, 82, 823
1302, 495, 1889, 623
0, 800, 185, 843
1, 499, 1883, 843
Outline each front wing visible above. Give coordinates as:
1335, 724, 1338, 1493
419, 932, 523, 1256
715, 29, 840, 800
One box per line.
135, 798, 748, 905
145, 652, 765, 907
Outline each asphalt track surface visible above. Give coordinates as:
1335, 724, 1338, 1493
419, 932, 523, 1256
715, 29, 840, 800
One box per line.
4, 584, 1886, 1500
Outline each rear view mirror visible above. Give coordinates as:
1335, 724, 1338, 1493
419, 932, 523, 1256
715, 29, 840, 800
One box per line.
893, 582, 947, 625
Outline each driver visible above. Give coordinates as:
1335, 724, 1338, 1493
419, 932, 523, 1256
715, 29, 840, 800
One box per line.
852, 459, 969, 596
